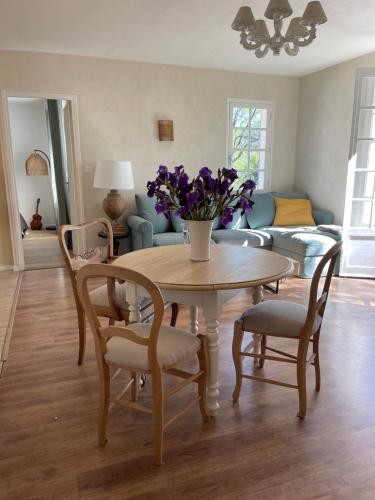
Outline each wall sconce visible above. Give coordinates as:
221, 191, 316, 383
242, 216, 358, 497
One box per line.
158, 120, 174, 141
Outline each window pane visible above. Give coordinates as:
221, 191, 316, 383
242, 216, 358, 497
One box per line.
350, 200, 372, 227
356, 140, 375, 170
358, 109, 375, 139
360, 77, 375, 107
249, 150, 266, 171
257, 170, 265, 190
231, 150, 249, 170
251, 108, 267, 128
232, 128, 249, 149
232, 107, 249, 128
236, 170, 258, 186
353, 171, 375, 199
250, 130, 267, 149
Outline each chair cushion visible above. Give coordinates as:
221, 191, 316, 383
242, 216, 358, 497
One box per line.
105, 323, 201, 370
261, 226, 340, 257
211, 229, 272, 247
135, 194, 171, 234
273, 197, 316, 227
241, 300, 321, 337
90, 282, 150, 311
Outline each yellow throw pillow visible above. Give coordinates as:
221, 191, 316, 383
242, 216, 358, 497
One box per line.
272, 197, 316, 227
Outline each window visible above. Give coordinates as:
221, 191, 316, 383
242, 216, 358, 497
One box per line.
227, 99, 273, 191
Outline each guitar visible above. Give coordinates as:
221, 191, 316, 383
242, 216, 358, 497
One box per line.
30, 198, 42, 230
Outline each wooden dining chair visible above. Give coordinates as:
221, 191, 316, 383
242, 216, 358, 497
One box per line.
58, 218, 179, 365
232, 241, 343, 419
77, 263, 209, 465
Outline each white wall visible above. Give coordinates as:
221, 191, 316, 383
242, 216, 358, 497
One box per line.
8, 98, 55, 227
295, 51, 375, 224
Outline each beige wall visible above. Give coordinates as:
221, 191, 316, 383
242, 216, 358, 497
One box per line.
295, 51, 375, 224
0, 50, 299, 266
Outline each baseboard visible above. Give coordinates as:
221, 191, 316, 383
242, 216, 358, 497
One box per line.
0, 265, 13, 271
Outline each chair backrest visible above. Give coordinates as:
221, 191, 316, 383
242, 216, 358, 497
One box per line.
77, 263, 165, 369
58, 218, 114, 300
301, 241, 343, 339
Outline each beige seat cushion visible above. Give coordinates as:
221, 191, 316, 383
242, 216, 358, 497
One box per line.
90, 282, 150, 311
241, 300, 321, 338
105, 323, 201, 370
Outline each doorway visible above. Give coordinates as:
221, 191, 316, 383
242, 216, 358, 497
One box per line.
341, 68, 375, 278
0, 92, 84, 271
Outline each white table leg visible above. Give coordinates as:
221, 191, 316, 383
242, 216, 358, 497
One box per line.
125, 282, 142, 323
203, 293, 220, 416
252, 285, 263, 305
190, 306, 199, 334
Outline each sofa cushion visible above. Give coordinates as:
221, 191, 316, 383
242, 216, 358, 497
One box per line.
273, 197, 316, 227
246, 192, 275, 229
135, 194, 171, 234
223, 212, 248, 229
211, 229, 272, 248
153, 232, 186, 246
246, 191, 310, 229
261, 226, 340, 257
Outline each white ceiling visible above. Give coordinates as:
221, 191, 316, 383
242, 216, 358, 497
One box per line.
1, 0, 375, 77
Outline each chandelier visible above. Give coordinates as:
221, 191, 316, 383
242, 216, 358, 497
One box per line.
231, 0, 327, 58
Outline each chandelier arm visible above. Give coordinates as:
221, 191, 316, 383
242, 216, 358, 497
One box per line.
240, 32, 267, 50
292, 26, 317, 47
284, 42, 299, 56
255, 45, 270, 58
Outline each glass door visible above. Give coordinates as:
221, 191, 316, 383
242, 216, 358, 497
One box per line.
341, 69, 375, 277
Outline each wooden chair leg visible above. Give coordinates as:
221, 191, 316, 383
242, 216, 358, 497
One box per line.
259, 334, 267, 368
297, 355, 307, 419
170, 303, 179, 327
77, 304, 86, 366
152, 368, 165, 465
98, 362, 110, 446
313, 334, 321, 391
197, 335, 210, 422
232, 320, 244, 403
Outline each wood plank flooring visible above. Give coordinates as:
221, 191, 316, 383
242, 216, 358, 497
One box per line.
23, 230, 64, 270
0, 269, 375, 499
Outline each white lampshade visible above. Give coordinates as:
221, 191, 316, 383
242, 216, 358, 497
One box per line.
94, 160, 135, 190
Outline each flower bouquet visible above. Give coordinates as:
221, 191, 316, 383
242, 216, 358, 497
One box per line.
147, 165, 256, 261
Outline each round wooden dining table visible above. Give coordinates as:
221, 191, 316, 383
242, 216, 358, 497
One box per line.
115, 244, 293, 415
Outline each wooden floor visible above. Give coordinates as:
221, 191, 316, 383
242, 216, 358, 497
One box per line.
1, 269, 375, 499
23, 230, 64, 270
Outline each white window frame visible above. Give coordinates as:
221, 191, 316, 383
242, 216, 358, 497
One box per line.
226, 98, 274, 192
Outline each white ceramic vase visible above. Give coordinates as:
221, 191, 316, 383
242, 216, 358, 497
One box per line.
187, 220, 214, 261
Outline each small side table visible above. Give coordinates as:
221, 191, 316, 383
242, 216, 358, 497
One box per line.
98, 229, 129, 256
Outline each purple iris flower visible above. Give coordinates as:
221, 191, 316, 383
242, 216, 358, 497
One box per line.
147, 181, 157, 197
175, 165, 184, 175
222, 168, 238, 182
199, 167, 212, 177
221, 206, 234, 225
241, 179, 256, 192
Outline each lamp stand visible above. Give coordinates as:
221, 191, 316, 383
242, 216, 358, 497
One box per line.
102, 189, 126, 234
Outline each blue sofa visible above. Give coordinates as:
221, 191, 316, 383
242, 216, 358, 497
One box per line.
127, 192, 341, 278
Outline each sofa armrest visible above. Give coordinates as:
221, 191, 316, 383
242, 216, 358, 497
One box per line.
127, 215, 153, 251
312, 209, 334, 225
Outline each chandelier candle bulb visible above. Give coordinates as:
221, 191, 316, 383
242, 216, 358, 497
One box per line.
232, 0, 327, 58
